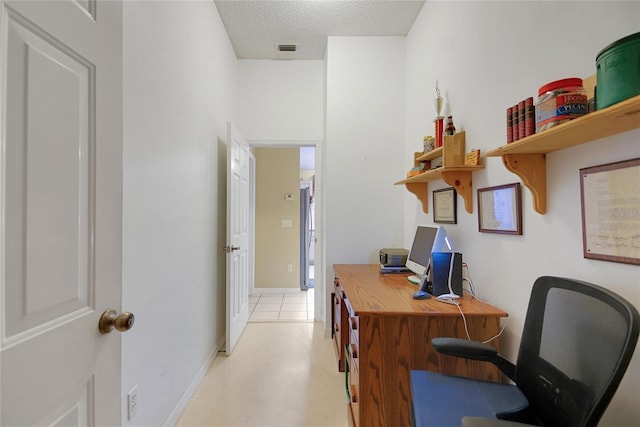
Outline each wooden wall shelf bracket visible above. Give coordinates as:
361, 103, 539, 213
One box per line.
502, 154, 547, 214
405, 182, 429, 213
441, 170, 474, 213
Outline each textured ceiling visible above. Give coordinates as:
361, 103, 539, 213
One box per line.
214, 1, 426, 60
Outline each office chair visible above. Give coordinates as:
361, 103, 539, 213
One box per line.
410, 276, 640, 427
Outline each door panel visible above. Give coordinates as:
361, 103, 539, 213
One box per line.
46, 384, 91, 427
4, 8, 93, 339
0, 1, 122, 425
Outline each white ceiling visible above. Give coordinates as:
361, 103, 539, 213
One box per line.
214, 0, 426, 60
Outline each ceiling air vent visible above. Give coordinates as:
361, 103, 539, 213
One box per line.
277, 43, 297, 53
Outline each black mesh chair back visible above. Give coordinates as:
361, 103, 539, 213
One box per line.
513, 276, 640, 427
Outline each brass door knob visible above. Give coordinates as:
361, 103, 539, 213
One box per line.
99, 309, 135, 334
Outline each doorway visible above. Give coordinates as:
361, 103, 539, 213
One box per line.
250, 145, 318, 321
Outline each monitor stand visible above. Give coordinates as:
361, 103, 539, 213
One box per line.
408, 263, 430, 286
407, 274, 421, 285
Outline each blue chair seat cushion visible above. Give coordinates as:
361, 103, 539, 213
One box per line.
411, 370, 529, 427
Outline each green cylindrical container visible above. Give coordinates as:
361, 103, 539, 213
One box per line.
596, 32, 640, 110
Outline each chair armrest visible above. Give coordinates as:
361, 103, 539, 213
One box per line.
432, 337, 498, 360
432, 338, 516, 381
462, 416, 534, 427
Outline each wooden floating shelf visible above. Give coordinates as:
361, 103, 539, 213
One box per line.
486, 95, 640, 214
395, 165, 485, 185
486, 94, 640, 156
416, 147, 443, 162
395, 132, 484, 214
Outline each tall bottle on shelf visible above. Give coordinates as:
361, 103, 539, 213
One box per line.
444, 115, 456, 135
434, 81, 444, 148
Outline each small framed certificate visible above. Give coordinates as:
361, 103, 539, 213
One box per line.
477, 183, 522, 234
433, 187, 457, 224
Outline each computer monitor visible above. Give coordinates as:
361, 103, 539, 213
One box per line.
406, 226, 439, 284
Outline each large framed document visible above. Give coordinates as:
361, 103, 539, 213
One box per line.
580, 158, 640, 265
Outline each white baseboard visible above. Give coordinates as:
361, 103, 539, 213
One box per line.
163, 336, 225, 426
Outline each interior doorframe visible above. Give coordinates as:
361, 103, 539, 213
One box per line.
249, 152, 256, 299
249, 139, 324, 322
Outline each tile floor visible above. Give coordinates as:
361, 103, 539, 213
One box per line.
175, 322, 348, 427
249, 288, 314, 322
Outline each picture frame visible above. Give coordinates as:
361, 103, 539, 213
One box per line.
580, 158, 640, 265
433, 187, 457, 224
477, 183, 522, 234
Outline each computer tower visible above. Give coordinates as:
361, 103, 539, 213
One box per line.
430, 252, 463, 297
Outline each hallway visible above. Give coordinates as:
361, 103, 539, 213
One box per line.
248, 289, 314, 322
175, 322, 348, 426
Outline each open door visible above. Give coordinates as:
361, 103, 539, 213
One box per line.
225, 123, 252, 355
0, 1, 125, 424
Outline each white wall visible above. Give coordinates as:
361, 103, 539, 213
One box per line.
325, 37, 407, 266
235, 60, 324, 141
122, 1, 236, 425
404, 2, 640, 425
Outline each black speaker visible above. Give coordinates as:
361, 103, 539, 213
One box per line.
430, 252, 462, 297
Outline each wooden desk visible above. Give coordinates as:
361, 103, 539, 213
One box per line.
332, 264, 508, 427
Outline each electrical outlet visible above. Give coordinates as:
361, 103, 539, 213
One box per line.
281, 219, 293, 228
128, 385, 138, 420
287, 264, 293, 272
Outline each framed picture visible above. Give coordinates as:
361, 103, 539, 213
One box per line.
477, 183, 522, 234
433, 187, 457, 224
580, 158, 640, 265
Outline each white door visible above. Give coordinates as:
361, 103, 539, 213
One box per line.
0, 1, 123, 425
225, 123, 251, 355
